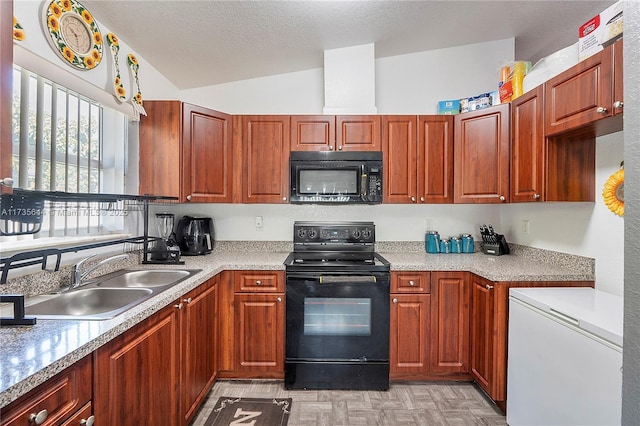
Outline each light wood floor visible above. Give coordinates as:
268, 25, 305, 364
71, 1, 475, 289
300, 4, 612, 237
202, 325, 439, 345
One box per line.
190, 380, 507, 426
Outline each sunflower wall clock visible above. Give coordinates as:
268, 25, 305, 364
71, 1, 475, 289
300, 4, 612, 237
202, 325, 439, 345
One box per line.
42, 0, 103, 70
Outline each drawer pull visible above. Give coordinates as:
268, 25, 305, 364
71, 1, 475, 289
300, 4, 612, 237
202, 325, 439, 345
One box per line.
392, 298, 398, 304
29, 409, 48, 424
80, 416, 95, 426
256, 280, 262, 285
409, 280, 415, 286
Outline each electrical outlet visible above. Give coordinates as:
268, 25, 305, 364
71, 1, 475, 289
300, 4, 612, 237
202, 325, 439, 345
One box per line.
522, 219, 530, 235
255, 216, 263, 230
425, 219, 433, 231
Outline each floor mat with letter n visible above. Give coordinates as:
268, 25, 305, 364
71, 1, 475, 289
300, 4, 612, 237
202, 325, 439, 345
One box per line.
204, 396, 292, 426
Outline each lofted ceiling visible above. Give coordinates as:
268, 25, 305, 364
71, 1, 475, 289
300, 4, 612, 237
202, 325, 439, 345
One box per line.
80, 0, 616, 90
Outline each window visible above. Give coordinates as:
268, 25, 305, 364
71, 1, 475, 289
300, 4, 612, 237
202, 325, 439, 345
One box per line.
6, 66, 130, 241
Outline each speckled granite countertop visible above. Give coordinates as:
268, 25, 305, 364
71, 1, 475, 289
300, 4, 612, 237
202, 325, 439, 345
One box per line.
0, 245, 593, 408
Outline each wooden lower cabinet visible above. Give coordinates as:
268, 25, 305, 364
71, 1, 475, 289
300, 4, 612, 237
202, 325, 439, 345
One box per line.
218, 271, 285, 378
181, 277, 219, 425
0, 356, 92, 426
94, 277, 218, 426
469, 275, 595, 410
94, 301, 181, 425
429, 271, 471, 375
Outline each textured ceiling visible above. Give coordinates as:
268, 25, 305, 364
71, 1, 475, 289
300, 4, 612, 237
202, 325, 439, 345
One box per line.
81, 0, 616, 90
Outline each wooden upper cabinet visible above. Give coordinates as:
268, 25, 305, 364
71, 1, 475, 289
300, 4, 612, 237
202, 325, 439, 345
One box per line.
613, 40, 623, 116
510, 86, 544, 202
454, 104, 510, 204
544, 43, 621, 136
182, 104, 233, 203
290, 115, 336, 151
383, 115, 417, 203
139, 101, 232, 202
241, 115, 290, 203
0, 1, 12, 187
383, 115, 452, 204
336, 115, 381, 151
418, 115, 454, 203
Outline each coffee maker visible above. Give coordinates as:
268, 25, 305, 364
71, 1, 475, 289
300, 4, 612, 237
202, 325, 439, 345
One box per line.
175, 216, 214, 255
148, 212, 182, 263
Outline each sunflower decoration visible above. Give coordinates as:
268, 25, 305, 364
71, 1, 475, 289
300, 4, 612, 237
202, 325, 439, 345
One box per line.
13, 16, 25, 41
106, 32, 127, 102
603, 161, 624, 217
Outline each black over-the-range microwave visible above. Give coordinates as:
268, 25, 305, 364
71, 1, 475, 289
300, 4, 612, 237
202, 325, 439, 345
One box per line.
289, 151, 383, 204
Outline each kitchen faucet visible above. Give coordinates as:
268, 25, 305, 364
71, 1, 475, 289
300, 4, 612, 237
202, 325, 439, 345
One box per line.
69, 253, 129, 290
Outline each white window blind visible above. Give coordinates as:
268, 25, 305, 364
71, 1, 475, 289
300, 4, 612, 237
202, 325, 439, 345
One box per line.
7, 66, 129, 241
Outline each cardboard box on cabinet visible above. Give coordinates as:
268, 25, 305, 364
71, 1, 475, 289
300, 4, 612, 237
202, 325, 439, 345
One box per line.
578, 0, 623, 61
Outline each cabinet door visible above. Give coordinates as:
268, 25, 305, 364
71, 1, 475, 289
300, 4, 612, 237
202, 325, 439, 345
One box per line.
454, 104, 510, 204
418, 115, 454, 203
382, 115, 417, 203
390, 293, 430, 378
0, 356, 92, 426
470, 275, 497, 397
336, 115, 381, 151
181, 278, 218, 424
235, 293, 285, 373
544, 45, 613, 136
613, 40, 623, 116
510, 86, 544, 202
94, 303, 181, 426
139, 101, 182, 198
241, 115, 290, 203
290, 115, 336, 151
429, 271, 470, 373
0, 1, 12, 185
182, 104, 232, 203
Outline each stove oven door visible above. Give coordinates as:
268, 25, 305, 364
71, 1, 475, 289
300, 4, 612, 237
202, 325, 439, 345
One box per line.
285, 272, 390, 390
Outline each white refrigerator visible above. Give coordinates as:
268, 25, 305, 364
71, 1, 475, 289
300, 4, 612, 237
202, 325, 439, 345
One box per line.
507, 287, 623, 426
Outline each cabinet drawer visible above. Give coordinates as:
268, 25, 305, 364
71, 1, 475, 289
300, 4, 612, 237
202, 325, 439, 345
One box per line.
1, 356, 92, 426
391, 272, 430, 293
234, 271, 284, 292
59, 402, 93, 426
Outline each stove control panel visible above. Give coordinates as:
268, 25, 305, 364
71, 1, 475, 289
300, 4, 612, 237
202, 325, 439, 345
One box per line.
293, 221, 376, 245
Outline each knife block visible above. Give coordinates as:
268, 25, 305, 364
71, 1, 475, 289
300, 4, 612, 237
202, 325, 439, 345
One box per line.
483, 234, 510, 256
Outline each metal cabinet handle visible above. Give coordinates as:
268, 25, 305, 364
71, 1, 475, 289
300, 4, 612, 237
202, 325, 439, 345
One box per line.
499, 195, 506, 202
182, 297, 192, 304
174, 303, 183, 310
420, 196, 425, 202
329, 146, 334, 151
186, 194, 192, 201
80, 416, 95, 426
485, 284, 494, 290
410, 196, 416, 202
597, 106, 608, 114
29, 410, 48, 424
256, 280, 262, 285
409, 280, 415, 286
0, 177, 13, 187
613, 101, 624, 109
338, 145, 343, 151
276, 297, 282, 303
282, 197, 287, 201
533, 193, 540, 199
392, 298, 398, 304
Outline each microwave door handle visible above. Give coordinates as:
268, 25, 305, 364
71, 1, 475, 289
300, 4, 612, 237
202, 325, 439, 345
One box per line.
361, 166, 368, 199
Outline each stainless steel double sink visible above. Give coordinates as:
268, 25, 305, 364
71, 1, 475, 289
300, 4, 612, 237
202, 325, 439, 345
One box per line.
16, 269, 200, 320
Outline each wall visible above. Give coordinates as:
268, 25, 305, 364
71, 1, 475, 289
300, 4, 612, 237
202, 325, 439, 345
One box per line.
622, 0, 640, 421
12, 0, 179, 115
